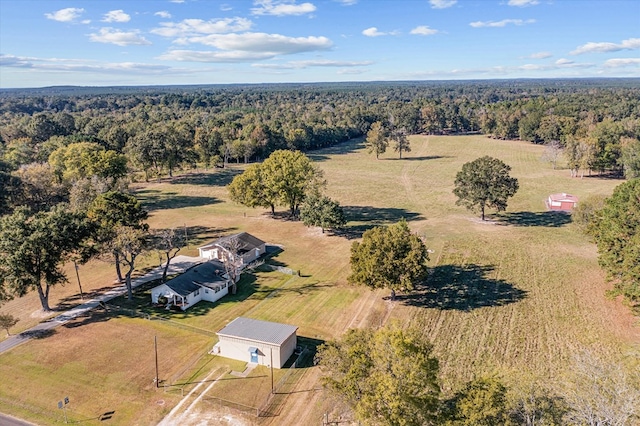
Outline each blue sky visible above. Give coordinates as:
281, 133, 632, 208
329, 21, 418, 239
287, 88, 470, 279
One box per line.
0, 0, 638, 88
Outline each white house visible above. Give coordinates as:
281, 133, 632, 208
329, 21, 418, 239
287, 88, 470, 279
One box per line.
150, 261, 229, 310
198, 233, 266, 266
213, 317, 298, 369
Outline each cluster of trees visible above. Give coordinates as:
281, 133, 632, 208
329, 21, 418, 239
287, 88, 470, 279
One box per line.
1, 80, 639, 186
317, 324, 640, 426
574, 179, 640, 307
228, 149, 347, 233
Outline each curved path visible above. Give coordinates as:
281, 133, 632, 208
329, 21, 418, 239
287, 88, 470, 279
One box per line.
0, 256, 204, 355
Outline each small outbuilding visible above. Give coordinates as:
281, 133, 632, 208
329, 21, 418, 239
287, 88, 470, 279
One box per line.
150, 261, 229, 310
546, 193, 579, 212
198, 232, 266, 266
213, 317, 298, 369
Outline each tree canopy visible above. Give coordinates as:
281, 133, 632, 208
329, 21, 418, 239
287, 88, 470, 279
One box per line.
0, 206, 91, 311
316, 324, 440, 426
590, 179, 640, 304
348, 220, 429, 299
299, 193, 346, 233
228, 150, 324, 216
365, 121, 388, 159
453, 156, 519, 220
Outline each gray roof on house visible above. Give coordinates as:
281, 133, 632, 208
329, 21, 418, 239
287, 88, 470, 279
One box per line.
162, 261, 226, 297
217, 317, 298, 346
199, 232, 266, 253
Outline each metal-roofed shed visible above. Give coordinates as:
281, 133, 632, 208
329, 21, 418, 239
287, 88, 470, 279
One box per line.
214, 317, 298, 368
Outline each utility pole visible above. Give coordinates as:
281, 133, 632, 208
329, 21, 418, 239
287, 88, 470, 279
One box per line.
73, 260, 84, 300
154, 336, 159, 388
270, 347, 274, 394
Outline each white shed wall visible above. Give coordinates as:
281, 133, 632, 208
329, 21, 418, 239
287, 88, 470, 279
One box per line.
216, 334, 296, 368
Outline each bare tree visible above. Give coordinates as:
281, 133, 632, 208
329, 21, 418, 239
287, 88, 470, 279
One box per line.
110, 226, 148, 300
562, 350, 640, 426
0, 313, 18, 337
220, 236, 243, 295
541, 140, 563, 170
154, 228, 186, 282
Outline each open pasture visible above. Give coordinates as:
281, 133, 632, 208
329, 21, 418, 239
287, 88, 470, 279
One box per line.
1, 135, 638, 425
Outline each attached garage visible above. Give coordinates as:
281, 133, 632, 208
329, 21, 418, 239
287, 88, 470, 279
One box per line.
213, 317, 298, 369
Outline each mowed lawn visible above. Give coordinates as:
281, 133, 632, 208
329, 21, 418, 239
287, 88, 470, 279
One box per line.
1, 135, 639, 425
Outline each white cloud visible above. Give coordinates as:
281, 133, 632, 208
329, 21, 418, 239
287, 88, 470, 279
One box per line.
89, 28, 151, 46
410, 26, 439, 36
0, 54, 174, 74
470, 18, 535, 28
571, 38, 640, 55
159, 50, 276, 62
528, 51, 552, 59
362, 27, 384, 37
152, 18, 253, 37
155, 11, 172, 19
429, 0, 457, 9
251, 0, 316, 16
336, 0, 358, 5
337, 68, 367, 75
220, 4, 233, 11
362, 27, 400, 37
158, 32, 332, 62
603, 58, 640, 68
102, 10, 131, 23
508, 0, 539, 6
253, 59, 373, 69
555, 58, 574, 65
170, 0, 185, 3
186, 32, 332, 52
45, 8, 85, 23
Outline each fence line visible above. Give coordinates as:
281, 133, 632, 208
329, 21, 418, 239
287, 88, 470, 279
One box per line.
201, 396, 260, 417
260, 264, 298, 276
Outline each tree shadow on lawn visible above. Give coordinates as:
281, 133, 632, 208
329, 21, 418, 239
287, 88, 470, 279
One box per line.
307, 138, 365, 162
334, 206, 424, 239
385, 155, 451, 161
61, 271, 286, 329
135, 189, 220, 211
396, 264, 527, 311
495, 211, 572, 227
168, 169, 242, 186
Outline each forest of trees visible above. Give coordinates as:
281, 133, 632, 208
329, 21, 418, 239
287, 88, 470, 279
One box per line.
1, 79, 639, 189
1, 79, 640, 309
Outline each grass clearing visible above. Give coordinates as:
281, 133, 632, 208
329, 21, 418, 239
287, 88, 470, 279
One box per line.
1, 135, 638, 425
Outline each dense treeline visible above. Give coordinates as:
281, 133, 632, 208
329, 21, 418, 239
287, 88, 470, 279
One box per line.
1, 79, 639, 215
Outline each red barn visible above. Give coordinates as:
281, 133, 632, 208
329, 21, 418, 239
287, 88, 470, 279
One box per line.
546, 193, 579, 212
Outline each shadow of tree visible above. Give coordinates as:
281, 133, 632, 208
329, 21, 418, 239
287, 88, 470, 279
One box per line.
385, 155, 451, 161
307, 138, 365, 162
396, 264, 527, 311
18, 328, 57, 339
169, 169, 242, 186
496, 211, 572, 227
334, 206, 424, 239
136, 189, 220, 211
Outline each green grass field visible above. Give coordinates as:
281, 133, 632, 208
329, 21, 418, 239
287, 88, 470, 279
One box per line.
1, 135, 638, 425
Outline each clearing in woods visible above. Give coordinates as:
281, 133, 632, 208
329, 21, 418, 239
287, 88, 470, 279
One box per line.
0, 135, 638, 425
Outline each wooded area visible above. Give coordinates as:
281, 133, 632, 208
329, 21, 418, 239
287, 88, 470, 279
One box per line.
1, 79, 639, 190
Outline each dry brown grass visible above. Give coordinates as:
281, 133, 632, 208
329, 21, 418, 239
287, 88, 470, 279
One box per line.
1, 135, 638, 425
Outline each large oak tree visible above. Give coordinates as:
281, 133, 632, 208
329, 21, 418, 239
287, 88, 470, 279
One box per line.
316, 324, 440, 426
0, 206, 92, 311
348, 220, 429, 299
453, 156, 519, 221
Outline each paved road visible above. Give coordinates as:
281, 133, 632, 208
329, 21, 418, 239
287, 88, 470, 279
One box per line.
0, 256, 204, 355
0, 413, 36, 426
